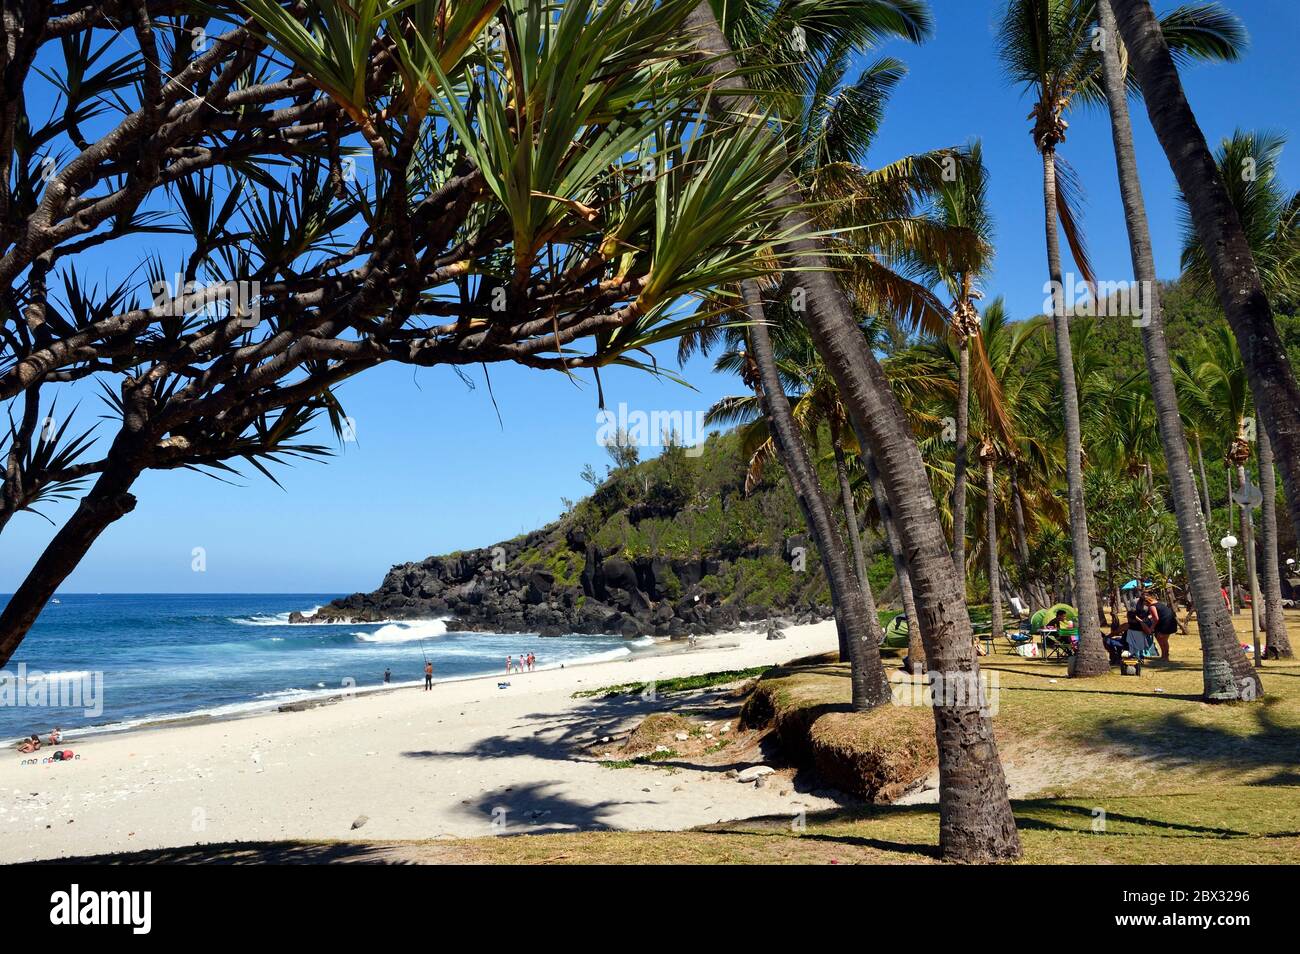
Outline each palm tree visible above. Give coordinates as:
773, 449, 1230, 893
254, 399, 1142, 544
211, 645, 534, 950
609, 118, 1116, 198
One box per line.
996, 0, 1108, 675
931, 142, 998, 595
1094, 0, 1259, 699
978, 438, 1006, 640
741, 288, 889, 708
1181, 130, 1296, 658
686, 1, 1021, 861
704, 313, 892, 671
1109, 0, 1300, 594
997, 0, 1246, 678
690, 6, 982, 681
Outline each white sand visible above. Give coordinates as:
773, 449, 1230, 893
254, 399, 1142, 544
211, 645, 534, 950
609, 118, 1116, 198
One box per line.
0, 621, 839, 862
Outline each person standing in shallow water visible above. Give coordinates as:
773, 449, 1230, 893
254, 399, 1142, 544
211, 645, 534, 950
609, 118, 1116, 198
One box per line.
424, 661, 433, 691
383, 668, 391, 684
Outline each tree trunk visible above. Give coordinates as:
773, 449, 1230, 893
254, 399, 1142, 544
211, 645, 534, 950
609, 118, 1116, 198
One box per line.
863, 446, 925, 673
1195, 433, 1213, 530
833, 430, 870, 592
0, 466, 140, 665
742, 283, 888, 709
1039, 146, 1108, 677
952, 339, 970, 589
685, 4, 1020, 861
1096, 0, 1261, 699
1111, 0, 1300, 554
984, 458, 1004, 640
1009, 471, 1048, 609
1257, 424, 1292, 656
1238, 463, 1264, 666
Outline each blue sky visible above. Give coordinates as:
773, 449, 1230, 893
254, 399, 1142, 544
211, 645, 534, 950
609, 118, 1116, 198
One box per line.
3, 0, 1297, 594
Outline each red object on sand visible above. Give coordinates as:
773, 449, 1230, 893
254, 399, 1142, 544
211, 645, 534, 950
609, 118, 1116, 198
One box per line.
62, 750, 73, 759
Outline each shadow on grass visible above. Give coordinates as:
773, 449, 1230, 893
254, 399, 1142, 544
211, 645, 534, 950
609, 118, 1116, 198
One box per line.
698, 803, 942, 860
1093, 698, 1300, 785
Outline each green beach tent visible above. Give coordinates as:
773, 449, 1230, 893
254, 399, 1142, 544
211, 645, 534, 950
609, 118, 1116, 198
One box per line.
1028, 603, 1078, 634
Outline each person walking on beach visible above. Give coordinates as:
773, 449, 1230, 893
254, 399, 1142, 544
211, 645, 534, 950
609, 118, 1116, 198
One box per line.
506, 655, 513, 674
424, 661, 433, 691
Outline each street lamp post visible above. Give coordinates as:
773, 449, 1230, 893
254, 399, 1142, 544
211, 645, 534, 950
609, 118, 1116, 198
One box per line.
1221, 535, 1238, 617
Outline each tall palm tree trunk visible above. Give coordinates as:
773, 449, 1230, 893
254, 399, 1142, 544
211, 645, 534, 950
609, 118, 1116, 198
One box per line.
1110, 0, 1300, 549
863, 446, 925, 673
1039, 146, 1108, 677
742, 283, 888, 710
1257, 424, 1292, 657
1096, 0, 1261, 699
983, 453, 1004, 640
1237, 463, 1264, 662
832, 429, 870, 591
952, 339, 970, 588
1009, 470, 1048, 609
1195, 433, 1213, 529
686, 4, 1020, 862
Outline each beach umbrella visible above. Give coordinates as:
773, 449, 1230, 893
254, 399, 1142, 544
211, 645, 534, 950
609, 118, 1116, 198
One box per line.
1120, 579, 1153, 591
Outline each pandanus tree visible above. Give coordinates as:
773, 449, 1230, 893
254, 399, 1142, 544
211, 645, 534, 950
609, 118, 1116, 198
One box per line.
1180, 130, 1297, 657
0, 0, 802, 661
1109, 0, 1300, 621
686, 1, 1021, 860
1094, 0, 1259, 698
996, 0, 1246, 679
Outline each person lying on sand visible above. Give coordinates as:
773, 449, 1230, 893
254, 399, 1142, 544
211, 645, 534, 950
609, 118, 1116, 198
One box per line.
16, 734, 41, 754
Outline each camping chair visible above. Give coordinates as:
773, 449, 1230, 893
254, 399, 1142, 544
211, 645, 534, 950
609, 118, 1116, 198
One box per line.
1002, 596, 1034, 653
1041, 624, 1077, 659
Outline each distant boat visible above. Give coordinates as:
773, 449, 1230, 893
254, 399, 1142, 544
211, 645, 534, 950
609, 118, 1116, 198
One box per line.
51, 598, 61, 604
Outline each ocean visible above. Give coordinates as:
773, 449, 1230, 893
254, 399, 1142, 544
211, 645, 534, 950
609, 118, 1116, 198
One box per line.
0, 593, 642, 741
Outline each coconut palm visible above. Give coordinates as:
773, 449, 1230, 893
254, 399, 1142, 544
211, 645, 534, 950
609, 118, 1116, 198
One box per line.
1094, 0, 1260, 698
1180, 130, 1296, 658
686, 1, 1021, 860
686, 3, 984, 683
996, 0, 1246, 679
1109, 0, 1300, 603
930, 141, 999, 594
703, 314, 889, 659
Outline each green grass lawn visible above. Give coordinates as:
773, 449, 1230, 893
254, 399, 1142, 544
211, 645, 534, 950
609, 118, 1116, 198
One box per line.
409, 611, 1300, 864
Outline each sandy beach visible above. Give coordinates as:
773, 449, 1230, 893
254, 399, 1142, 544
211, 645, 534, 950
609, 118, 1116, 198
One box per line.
0, 621, 840, 863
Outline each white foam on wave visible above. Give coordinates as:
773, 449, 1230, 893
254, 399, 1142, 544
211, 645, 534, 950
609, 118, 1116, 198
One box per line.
230, 606, 415, 628
230, 607, 321, 626
18, 669, 95, 682
536, 645, 631, 668
353, 619, 449, 644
